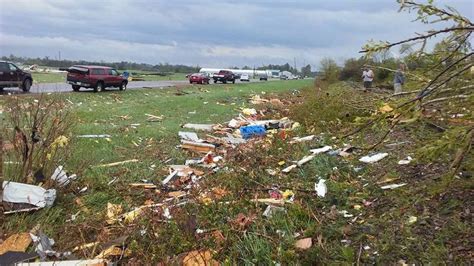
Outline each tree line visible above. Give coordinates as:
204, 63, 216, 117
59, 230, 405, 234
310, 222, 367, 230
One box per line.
1, 54, 201, 73
2, 54, 315, 76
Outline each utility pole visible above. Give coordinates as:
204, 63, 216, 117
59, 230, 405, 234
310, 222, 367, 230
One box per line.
59, 51, 61, 61
294, 57, 297, 75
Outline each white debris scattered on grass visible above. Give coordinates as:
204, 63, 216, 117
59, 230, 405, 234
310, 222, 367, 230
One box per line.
163, 207, 172, 219
398, 156, 413, 165
51, 166, 78, 187
338, 210, 354, 218
182, 123, 214, 131
228, 119, 240, 128
315, 179, 327, 198
297, 155, 315, 167
263, 205, 286, 217
97, 159, 139, 167
290, 135, 315, 143
3, 181, 56, 208
407, 216, 418, 225
359, 153, 388, 163
380, 183, 407, 190
178, 131, 203, 143
77, 134, 111, 138
310, 146, 332, 154
282, 164, 297, 173
162, 170, 178, 185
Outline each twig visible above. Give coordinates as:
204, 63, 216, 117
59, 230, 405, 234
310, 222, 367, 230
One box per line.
414, 53, 473, 100
389, 84, 474, 99
356, 242, 363, 266
359, 27, 474, 53
421, 95, 469, 107
403, 1, 474, 27
427, 32, 472, 72
364, 119, 400, 151
397, 61, 473, 109
450, 127, 473, 175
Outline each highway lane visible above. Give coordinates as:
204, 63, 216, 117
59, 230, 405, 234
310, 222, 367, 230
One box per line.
0, 79, 262, 95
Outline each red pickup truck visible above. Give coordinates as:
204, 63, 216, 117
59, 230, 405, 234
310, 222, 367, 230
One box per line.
66, 65, 127, 92
212, 70, 236, 84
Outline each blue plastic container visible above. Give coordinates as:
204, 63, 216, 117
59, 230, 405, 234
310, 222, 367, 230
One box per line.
240, 125, 266, 139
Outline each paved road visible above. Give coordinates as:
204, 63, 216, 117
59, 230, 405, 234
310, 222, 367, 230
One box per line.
1, 80, 190, 95
0, 79, 260, 95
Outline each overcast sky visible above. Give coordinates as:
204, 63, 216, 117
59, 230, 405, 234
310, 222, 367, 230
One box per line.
0, 0, 472, 69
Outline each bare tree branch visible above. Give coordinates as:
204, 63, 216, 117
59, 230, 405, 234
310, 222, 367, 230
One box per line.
359, 26, 474, 53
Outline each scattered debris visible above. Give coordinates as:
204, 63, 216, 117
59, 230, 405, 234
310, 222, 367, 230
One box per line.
282, 164, 297, 173
129, 183, 157, 189
379, 104, 394, 113
182, 249, 219, 266
251, 198, 286, 206
359, 153, 388, 163
96, 159, 139, 167
77, 134, 111, 138
145, 113, 164, 122
0, 251, 38, 265
240, 125, 266, 139
315, 179, 327, 198
310, 146, 332, 154
297, 155, 315, 166
407, 216, 418, 225
2, 181, 56, 213
295, 238, 313, 250
242, 108, 257, 116
182, 123, 214, 131
290, 135, 315, 143
17, 259, 107, 266
0, 233, 32, 255
162, 170, 178, 185
93, 236, 130, 260
262, 205, 285, 217
181, 140, 216, 153
51, 166, 78, 187
179, 131, 203, 142
338, 210, 354, 218
398, 156, 413, 165
106, 203, 123, 224
380, 183, 407, 190
30, 232, 61, 260
338, 145, 354, 157
168, 191, 187, 198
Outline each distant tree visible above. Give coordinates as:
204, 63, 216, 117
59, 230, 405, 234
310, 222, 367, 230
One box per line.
301, 64, 312, 77
319, 58, 340, 83
339, 58, 366, 81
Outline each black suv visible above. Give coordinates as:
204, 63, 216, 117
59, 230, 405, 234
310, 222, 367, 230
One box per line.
0, 61, 33, 92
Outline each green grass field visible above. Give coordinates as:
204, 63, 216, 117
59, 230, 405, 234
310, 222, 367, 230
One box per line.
32, 72, 66, 83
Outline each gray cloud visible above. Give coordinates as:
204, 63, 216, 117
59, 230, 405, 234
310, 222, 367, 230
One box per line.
0, 0, 472, 68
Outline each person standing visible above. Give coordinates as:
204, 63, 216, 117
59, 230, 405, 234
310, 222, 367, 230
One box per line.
362, 67, 374, 89
394, 64, 406, 94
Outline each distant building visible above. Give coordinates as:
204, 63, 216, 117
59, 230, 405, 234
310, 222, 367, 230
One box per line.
280, 71, 293, 79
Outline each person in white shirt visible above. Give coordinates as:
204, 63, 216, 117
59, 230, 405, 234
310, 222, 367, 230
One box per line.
362, 67, 374, 89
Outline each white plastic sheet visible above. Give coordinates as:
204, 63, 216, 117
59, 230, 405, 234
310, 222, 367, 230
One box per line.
315, 179, 327, 198
2, 181, 56, 208
359, 153, 388, 163
51, 166, 77, 187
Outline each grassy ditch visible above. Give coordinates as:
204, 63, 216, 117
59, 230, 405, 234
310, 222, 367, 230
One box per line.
0, 79, 471, 264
